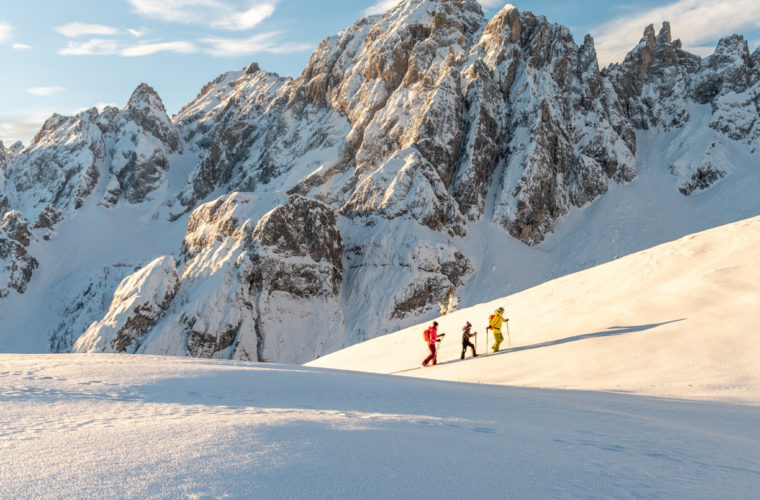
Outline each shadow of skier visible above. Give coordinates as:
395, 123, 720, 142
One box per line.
427, 319, 687, 368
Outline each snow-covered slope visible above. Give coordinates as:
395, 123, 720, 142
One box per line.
1, 0, 760, 364
311, 215, 760, 405
1, 354, 758, 499
3, 217, 759, 498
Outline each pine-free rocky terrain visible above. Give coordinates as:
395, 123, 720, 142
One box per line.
1, 0, 760, 364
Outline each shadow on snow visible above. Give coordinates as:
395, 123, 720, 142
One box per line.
428, 319, 687, 368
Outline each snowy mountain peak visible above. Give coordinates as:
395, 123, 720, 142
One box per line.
656, 21, 672, 44
122, 83, 181, 154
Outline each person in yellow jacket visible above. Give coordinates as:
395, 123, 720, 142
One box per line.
487, 307, 509, 352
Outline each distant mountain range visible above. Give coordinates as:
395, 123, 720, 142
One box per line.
1, 0, 759, 363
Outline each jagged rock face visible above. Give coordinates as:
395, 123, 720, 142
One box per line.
102, 84, 182, 206
0, 211, 38, 298
32, 205, 64, 233
0, 141, 7, 172
2, 84, 182, 221
606, 24, 760, 194
6, 109, 106, 220
700, 36, 760, 145
175, 1, 635, 245
477, 8, 636, 244
72, 256, 180, 353
81, 193, 346, 363
340, 148, 466, 236
604, 22, 700, 130
49, 263, 141, 353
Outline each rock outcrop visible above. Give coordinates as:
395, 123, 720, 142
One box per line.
72, 256, 179, 353
76, 193, 345, 363
0, 211, 38, 298
1, 84, 182, 223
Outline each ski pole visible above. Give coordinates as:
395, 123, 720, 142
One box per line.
435, 334, 444, 364
506, 322, 511, 347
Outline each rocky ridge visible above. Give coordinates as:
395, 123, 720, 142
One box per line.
1, 0, 759, 363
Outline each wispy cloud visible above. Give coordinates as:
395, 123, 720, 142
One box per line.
592, 0, 760, 65
364, 0, 400, 16
200, 32, 312, 57
127, 0, 277, 30
364, 0, 503, 16
12, 43, 32, 50
478, 0, 509, 7
0, 21, 12, 44
0, 110, 54, 146
60, 37, 198, 57
56, 22, 122, 38
126, 28, 146, 38
121, 41, 198, 57
26, 86, 65, 97
59, 39, 122, 56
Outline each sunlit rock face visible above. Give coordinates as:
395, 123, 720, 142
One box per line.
0, 211, 38, 298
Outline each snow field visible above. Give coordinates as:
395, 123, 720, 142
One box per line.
1, 354, 759, 499
311, 216, 760, 405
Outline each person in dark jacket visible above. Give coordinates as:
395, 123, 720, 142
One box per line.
461, 321, 477, 359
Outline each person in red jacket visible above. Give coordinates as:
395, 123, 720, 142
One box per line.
422, 321, 444, 366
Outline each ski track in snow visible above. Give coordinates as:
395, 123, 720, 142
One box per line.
1, 354, 759, 499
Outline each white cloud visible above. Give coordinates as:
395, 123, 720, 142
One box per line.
0, 21, 12, 44
60, 37, 199, 57
12, 43, 32, 50
364, 0, 505, 16
478, 0, 509, 7
592, 0, 760, 66
59, 39, 122, 56
120, 41, 198, 57
201, 32, 312, 57
0, 110, 53, 146
26, 86, 65, 97
56, 22, 122, 38
127, 0, 277, 30
364, 0, 400, 16
126, 28, 146, 38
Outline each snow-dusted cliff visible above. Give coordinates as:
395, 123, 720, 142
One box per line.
1, 0, 759, 363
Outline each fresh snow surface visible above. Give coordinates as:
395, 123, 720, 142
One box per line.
1, 354, 759, 499
311, 215, 760, 405
3, 217, 760, 499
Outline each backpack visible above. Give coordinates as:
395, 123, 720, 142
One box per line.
423, 327, 431, 343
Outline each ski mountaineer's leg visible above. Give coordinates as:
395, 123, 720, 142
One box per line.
422, 343, 436, 366
461, 344, 466, 360
493, 330, 503, 352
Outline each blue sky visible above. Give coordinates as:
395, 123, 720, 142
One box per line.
1, 0, 759, 145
